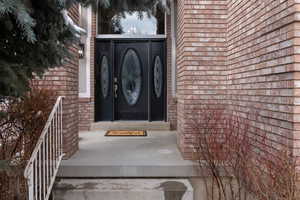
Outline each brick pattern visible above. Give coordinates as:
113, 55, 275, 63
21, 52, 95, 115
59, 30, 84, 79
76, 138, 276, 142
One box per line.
176, 0, 300, 162
290, 3, 300, 166
34, 4, 80, 158
79, 98, 93, 131
227, 0, 299, 158
176, 0, 228, 159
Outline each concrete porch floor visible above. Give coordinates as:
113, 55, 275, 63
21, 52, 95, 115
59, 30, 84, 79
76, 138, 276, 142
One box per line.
57, 131, 199, 178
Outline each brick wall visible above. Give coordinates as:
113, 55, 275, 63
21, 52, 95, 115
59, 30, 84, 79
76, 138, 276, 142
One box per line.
288, 1, 300, 167
227, 0, 300, 191
227, 0, 300, 159
79, 98, 93, 131
34, 5, 80, 158
176, 0, 228, 159
177, 0, 300, 162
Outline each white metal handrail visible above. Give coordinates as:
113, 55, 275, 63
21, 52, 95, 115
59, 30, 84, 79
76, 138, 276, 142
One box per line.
24, 96, 65, 200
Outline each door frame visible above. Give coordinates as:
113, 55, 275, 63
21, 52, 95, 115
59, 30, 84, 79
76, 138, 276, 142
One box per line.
95, 38, 167, 122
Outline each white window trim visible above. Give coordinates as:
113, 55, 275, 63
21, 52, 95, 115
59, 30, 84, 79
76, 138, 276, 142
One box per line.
79, 6, 92, 98
171, 0, 177, 97
96, 34, 167, 39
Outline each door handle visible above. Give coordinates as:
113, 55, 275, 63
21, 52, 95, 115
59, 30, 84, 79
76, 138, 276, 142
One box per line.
114, 84, 118, 98
114, 77, 118, 98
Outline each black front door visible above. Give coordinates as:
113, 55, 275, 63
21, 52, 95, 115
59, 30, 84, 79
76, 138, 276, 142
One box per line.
115, 42, 148, 120
95, 39, 166, 121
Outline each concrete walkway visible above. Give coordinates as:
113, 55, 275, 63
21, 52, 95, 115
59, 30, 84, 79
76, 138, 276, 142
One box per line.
57, 131, 199, 178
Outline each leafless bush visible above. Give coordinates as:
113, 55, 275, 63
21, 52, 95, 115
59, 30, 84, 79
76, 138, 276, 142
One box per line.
193, 105, 298, 200
0, 87, 55, 200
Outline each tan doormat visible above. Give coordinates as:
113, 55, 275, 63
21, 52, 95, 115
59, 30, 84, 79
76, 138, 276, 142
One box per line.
105, 130, 147, 137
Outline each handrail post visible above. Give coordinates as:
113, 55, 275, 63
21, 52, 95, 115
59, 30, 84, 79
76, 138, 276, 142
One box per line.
27, 165, 34, 200
24, 96, 64, 200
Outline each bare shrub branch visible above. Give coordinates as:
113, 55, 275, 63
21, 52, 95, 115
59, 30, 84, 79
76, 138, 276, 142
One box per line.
193, 105, 298, 200
0, 86, 56, 200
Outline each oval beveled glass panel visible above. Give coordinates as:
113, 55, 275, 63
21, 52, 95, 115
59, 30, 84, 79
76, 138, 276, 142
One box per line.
153, 56, 163, 98
121, 49, 142, 106
100, 56, 109, 99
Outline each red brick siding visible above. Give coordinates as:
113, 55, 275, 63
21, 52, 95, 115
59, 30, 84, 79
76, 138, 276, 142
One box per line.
176, 0, 228, 159
79, 98, 93, 131
177, 0, 300, 162
227, 0, 299, 158
292, 4, 300, 166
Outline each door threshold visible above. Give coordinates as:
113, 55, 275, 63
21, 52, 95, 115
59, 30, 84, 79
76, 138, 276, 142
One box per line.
91, 121, 170, 131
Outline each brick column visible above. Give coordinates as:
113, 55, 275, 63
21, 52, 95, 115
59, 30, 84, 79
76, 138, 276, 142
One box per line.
176, 0, 228, 159
293, 1, 300, 178
33, 5, 80, 158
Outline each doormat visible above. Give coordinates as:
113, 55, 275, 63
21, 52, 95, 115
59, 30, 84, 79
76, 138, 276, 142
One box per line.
105, 130, 147, 137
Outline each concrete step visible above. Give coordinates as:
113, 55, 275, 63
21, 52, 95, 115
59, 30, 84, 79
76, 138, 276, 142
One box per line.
91, 121, 171, 131
52, 179, 193, 200
57, 131, 199, 178
57, 165, 200, 178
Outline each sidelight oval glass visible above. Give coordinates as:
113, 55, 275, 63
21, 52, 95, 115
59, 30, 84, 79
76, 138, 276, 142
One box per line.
100, 56, 109, 99
121, 49, 142, 106
153, 56, 163, 98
